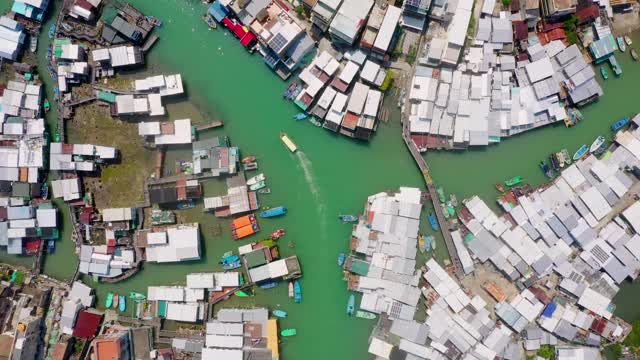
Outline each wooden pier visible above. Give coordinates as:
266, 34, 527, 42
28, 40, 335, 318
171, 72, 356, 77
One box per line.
142, 33, 159, 53
195, 121, 224, 132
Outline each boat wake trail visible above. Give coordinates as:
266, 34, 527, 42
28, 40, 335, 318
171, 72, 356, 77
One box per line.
295, 151, 326, 225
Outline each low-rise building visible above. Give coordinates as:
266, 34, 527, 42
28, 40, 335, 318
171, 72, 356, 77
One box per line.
143, 223, 201, 263
311, 0, 343, 32
328, 0, 374, 45
12, 0, 50, 22
0, 16, 26, 61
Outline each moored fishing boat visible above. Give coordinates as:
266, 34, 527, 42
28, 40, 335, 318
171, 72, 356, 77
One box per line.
177, 201, 195, 210
105, 292, 114, 308
259, 206, 286, 218
280, 133, 298, 152
242, 155, 256, 164
202, 14, 217, 29
247, 173, 265, 186
249, 181, 266, 191
257, 187, 271, 194
113, 294, 119, 309
235, 290, 252, 297
288, 281, 294, 298
601, 67, 608, 80
437, 187, 446, 203
557, 152, 565, 168
573, 144, 588, 161
539, 161, 553, 178
424, 235, 433, 252
626, 35, 633, 46
243, 162, 258, 171
30, 36, 37, 53
418, 235, 426, 253
294, 280, 301, 303
119, 295, 126, 312
289, 85, 302, 100
338, 214, 358, 223
271, 228, 286, 239
281, 329, 297, 337
272, 310, 287, 318
346, 294, 355, 316
632, 48, 639, 61
504, 176, 523, 187
618, 36, 627, 52
146, 16, 163, 27
129, 292, 146, 301
561, 149, 572, 165
48, 25, 55, 39
220, 254, 242, 270
355, 310, 376, 319
549, 154, 560, 171
611, 117, 630, 131
44, 99, 50, 112
450, 194, 458, 207
338, 252, 346, 266
495, 182, 506, 192
428, 213, 439, 231
293, 112, 308, 120
47, 240, 55, 254
259, 281, 278, 289
283, 82, 297, 98
589, 136, 606, 154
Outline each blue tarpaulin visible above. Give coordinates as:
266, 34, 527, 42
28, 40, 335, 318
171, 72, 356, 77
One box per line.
542, 302, 557, 318
208, 1, 229, 22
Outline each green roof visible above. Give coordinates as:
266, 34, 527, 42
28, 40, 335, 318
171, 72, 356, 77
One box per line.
349, 259, 370, 276
157, 300, 167, 317
244, 250, 267, 268
98, 91, 117, 103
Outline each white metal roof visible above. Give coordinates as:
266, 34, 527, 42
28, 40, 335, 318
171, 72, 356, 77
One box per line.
373, 6, 401, 52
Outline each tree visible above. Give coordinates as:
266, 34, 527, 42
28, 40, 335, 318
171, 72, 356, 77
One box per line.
406, 45, 418, 65
537, 345, 556, 360
380, 71, 394, 91
563, 15, 579, 45
502, 0, 512, 7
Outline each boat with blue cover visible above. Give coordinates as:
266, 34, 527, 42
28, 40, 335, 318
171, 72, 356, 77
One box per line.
119, 295, 126, 312
428, 213, 439, 231
283, 82, 297, 98
589, 136, 606, 154
539, 161, 553, 178
47, 240, 55, 254
347, 294, 355, 316
293, 113, 309, 120
618, 36, 627, 52
259, 281, 278, 289
220, 254, 241, 270
48, 25, 55, 39
129, 292, 146, 301
338, 214, 358, 223
611, 117, 630, 131
338, 252, 346, 266
573, 144, 589, 161
272, 309, 287, 318
259, 206, 286, 218
294, 280, 301, 303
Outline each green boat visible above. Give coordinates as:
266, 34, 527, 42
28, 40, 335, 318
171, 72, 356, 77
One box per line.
281, 329, 297, 337
234, 290, 252, 297
437, 187, 446, 203
129, 292, 146, 301
105, 292, 114, 308
601, 67, 608, 80
355, 310, 376, 319
504, 176, 523, 187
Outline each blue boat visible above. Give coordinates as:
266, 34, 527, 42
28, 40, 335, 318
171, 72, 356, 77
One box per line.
611, 117, 630, 131
220, 255, 242, 270
428, 213, 439, 231
119, 295, 126, 312
48, 25, 55, 39
272, 309, 287, 318
347, 294, 355, 316
258, 206, 287, 218
294, 280, 301, 303
47, 240, 55, 254
338, 252, 346, 266
283, 82, 297, 98
289, 85, 302, 100
573, 145, 589, 161
338, 214, 358, 223
293, 112, 309, 121
259, 281, 278, 289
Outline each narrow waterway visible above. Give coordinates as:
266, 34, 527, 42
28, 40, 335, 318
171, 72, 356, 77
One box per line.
2, 0, 640, 357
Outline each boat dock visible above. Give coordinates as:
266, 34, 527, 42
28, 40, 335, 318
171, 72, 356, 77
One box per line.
142, 33, 159, 53
195, 121, 224, 132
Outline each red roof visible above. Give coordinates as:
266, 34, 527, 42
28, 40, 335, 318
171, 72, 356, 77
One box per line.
25, 239, 41, 254
538, 28, 566, 45
240, 32, 256, 47
591, 318, 607, 334
512, 21, 528, 41
233, 23, 248, 39
577, 5, 599, 24
222, 17, 234, 29
541, 21, 564, 32
72, 311, 102, 338
80, 207, 93, 224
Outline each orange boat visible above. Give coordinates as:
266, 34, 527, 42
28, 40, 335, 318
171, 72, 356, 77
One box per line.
113, 294, 119, 309
231, 214, 260, 240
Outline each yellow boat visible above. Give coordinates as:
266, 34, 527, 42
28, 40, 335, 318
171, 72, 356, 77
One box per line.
280, 132, 297, 153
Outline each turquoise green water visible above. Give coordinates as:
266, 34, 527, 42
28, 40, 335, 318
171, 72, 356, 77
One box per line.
2, 0, 640, 357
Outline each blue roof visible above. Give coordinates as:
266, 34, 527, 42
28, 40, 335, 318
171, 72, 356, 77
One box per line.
12, 0, 49, 22
541, 302, 557, 318
208, 1, 229, 22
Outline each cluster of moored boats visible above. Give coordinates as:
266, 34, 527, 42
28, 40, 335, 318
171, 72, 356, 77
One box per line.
104, 291, 147, 313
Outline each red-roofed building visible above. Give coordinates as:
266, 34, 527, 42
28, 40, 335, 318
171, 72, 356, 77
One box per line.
591, 318, 607, 334
576, 4, 599, 25
513, 21, 528, 41
541, 21, 564, 32
538, 28, 567, 44
93, 331, 130, 360
72, 310, 102, 339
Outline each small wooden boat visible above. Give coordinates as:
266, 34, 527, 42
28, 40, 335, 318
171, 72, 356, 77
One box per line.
280, 133, 298, 153
437, 187, 446, 203
259, 281, 278, 289
146, 15, 163, 27
601, 67, 608, 80
450, 194, 458, 207
346, 294, 355, 316
119, 295, 126, 312
612, 117, 630, 131
294, 280, 301, 303
113, 294, 119, 309
271, 229, 286, 239
495, 182, 506, 193
338, 252, 346, 266
289, 85, 302, 100
557, 152, 565, 168
561, 149, 572, 165
44, 99, 50, 112
258, 187, 271, 194
625, 35, 633, 46
48, 25, 55, 39
249, 181, 266, 191
428, 213, 439, 231
281, 329, 297, 337
355, 310, 376, 319
202, 14, 217, 29
259, 206, 286, 218
129, 292, 146, 301
539, 161, 554, 179
247, 173, 265, 186
504, 176, 523, 187
47, 240, 55, 254
235, 289, 253, 297
418, 235, 426, 253
573, 144, 588, 161
424, 235, 433, 252
549, 154, 560, 171
589, 136, 606, 154
293, 112, 309, 121
632, 48, 639, 61
288, 281, 294, 298
242, 155, 256, 164
220, 255, 242, 270
272, 310, 287, 318
338, 214, 358, 223
618, 36, 627, 52
105, 292, 114, 308
29, 36, 37, 53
